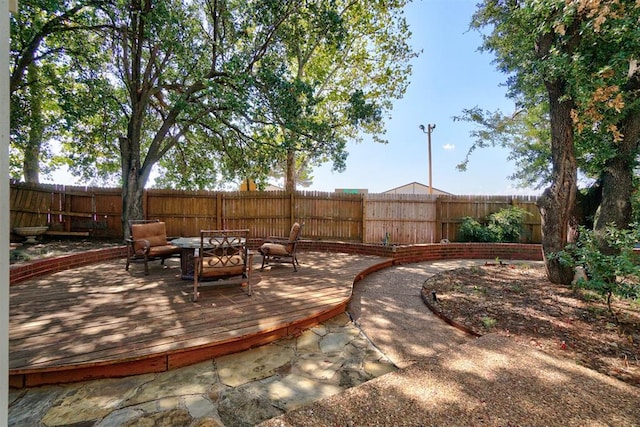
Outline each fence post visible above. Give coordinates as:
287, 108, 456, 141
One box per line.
361, 193, 367, 244
143, 189, 149, 219
64, 191, 72, 233
435, 196, 442, 242
290, 192, 295, 227
216, 192, 223, 229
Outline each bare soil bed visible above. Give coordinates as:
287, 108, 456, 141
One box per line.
9, 238, 123, 265
422, 263, 640, 387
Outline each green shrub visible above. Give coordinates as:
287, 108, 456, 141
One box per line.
457, 206, 530, 243
559, 223, 640, 320
487, 206, 529, 242
458, 216, 494, 242
9, 249, 32, 262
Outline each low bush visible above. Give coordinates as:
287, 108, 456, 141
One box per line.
558, 223, 640, 320
457, 206, 530, 243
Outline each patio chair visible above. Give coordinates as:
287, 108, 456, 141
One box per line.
125, 219, 180, 275
259, 222, 303, 272
193, 229, 252, 302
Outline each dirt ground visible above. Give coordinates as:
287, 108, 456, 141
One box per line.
422, 262, 640, 387
9, 237, 123, 264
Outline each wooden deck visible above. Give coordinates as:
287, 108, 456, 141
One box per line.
9, 251, 388, 388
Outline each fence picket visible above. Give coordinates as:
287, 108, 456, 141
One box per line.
9, 181, 541, 243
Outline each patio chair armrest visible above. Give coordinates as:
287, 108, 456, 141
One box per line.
264, 236, 289, 244
130, 238, 151, 255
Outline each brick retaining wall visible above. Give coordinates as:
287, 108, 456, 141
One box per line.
10, 246, 128, 285
296, 241, 544, 265
10, 242, 543, 286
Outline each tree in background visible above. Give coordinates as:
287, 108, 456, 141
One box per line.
454, 103, 552, 191
151, 0, 416, 192
11, 0, 417, 235
95, 0, 412, 230
465, 0, 640, 284
9, 0, 108, 183
10, 62, 47, 183
263, 0, 416, 192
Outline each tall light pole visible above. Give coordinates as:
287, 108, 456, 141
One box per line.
419, 124, 436, 195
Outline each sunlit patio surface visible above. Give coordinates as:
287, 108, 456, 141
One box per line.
10, 251, 387, 387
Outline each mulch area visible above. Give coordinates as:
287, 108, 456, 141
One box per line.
422, 262, 640, 387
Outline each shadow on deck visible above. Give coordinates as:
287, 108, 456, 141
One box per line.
9, 251, 388, 388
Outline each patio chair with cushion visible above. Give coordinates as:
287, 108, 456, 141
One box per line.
193, 229, 252, 302
259, 222, 303, 272
125, 219, 180, 275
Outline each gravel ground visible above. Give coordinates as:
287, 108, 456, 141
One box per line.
260, 334, 640, 426
261, 261, 640, 427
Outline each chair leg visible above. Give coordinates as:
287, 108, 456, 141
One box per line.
125, 247, 132, 271
193, 265, 199, 302
246, 253, 253, 296
260, 253, 268, 271
292, 256, 297, 272
144, 255, 149, 275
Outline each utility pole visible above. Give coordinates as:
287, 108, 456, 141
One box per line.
419, 124, 436, 195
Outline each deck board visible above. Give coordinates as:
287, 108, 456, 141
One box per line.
10, 251, 386, 385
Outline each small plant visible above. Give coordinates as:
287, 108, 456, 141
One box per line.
509, 282, 524, 293
481, 316, 497, 330
9, 249, 32, 262
469, 265, 482, 274
580, 289, 601, 303
472, 285, 488, 296
487, 207, 530, 242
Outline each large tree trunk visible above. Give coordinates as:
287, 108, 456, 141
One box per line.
593, 111, 640, 254
23, 145, 41, 184
120, 128, 149, 240
24, 63, 42, 183
537, 79, 578, 285
121, 163, 145, 241
120, 0, 152, 240
285, 148, 295, 192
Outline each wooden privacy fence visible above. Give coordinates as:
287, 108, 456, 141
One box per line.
9, 181, 542, 244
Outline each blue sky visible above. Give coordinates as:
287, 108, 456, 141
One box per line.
308, 0, 539, 195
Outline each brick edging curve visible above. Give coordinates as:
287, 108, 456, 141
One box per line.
10, 242, 543, 286
10, 246, 128, 285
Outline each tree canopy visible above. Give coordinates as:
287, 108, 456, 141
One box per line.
10, 0, 417, 233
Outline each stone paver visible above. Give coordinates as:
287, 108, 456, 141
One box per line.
9, 310, 397, 426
